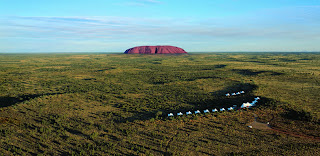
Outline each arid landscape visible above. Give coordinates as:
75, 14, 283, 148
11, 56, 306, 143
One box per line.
0, 52, 319, 155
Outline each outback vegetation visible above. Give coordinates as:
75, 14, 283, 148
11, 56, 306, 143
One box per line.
0, 52, 319, 155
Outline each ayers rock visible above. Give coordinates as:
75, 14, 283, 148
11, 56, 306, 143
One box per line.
124, 45, 187, 54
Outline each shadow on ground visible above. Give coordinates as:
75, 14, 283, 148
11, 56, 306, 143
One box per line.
232, 69, 283, 76
115, 83, 276, 123
0, 93, 63, 108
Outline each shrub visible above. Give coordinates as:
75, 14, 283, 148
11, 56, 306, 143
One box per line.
155, 111, 163, 119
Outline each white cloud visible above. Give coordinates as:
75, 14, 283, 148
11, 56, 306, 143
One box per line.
118, 0, 162, 6
139, 0, 162, 4
2, 15, 319, 40
1, 12, 320, 52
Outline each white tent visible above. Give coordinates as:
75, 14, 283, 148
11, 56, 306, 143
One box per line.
232, 93, 236, 96
236, 92, 241, 95
177, 112, 183, 116
241, 102, 252, 108
195, 110, 201, 114
168, 113, 174, 117
240, 91, 245, 94
203, 109, 209, 113
228, 107, 234, 111
220, 108, 226, 111
226, 93, 230, 96
212, 108, 218, 112
186, 111, 192, 115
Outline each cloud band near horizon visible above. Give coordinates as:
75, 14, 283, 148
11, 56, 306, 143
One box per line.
0, 5, 320, 52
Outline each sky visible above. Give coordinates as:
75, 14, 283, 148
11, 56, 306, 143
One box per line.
0, 0, 320, 52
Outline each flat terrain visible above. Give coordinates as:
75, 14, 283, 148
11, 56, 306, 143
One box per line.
0, 52, 319, 155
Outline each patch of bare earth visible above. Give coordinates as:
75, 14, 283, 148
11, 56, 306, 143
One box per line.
247, 113, 271, 130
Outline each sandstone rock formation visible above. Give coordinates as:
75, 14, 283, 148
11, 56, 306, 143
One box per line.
124, 46, 187, 54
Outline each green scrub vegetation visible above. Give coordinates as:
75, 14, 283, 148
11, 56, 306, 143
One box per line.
0, 52, 319, 155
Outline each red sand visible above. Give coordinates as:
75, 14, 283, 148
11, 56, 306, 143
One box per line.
124, 46, 187, 54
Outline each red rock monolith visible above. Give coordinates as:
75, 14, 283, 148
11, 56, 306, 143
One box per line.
124, 46, 187, 54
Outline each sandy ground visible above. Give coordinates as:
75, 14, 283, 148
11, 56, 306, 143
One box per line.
247, 113, 271, 130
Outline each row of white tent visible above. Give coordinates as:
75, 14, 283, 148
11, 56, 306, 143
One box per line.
168, 97, 260, 117
240, 97, 260, 108
226, 91, 245, 96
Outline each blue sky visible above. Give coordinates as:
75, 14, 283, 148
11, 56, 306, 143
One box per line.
0, 0, 320, 52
